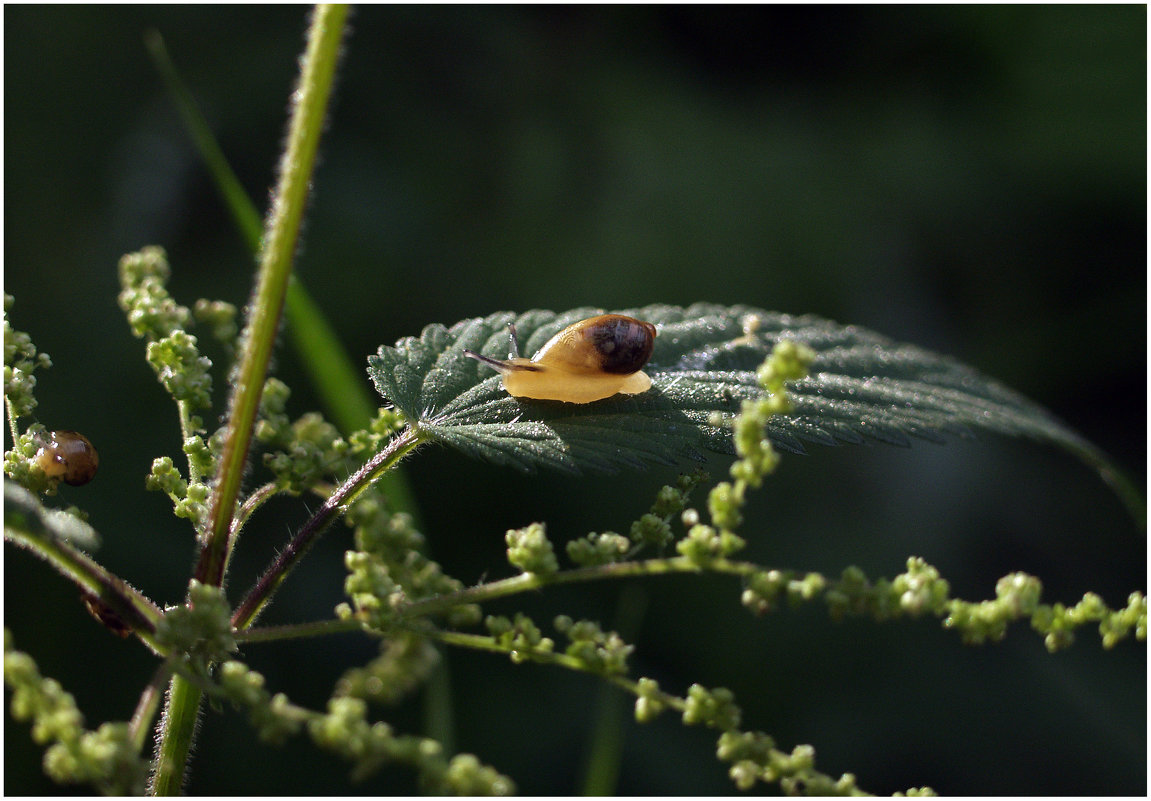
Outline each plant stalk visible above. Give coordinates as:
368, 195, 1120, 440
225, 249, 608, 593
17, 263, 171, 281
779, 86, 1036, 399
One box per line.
400, 555, 761, 619
148, 674, 201, 795
152, 6, 349, 795
146, 29, 411, 463
196, 3, 348, 591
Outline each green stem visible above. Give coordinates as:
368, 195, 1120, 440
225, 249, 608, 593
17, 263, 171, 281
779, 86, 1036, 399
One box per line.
129, 664, 173, 754
235, 617, 364, 645
146, 20, 422, 523
152, 7, 349, 795
580, 584, 649, 795
149, 674, 201, 795
175, 399, 200, 484
401, 556, 758, 619
196, 3, 348, 590
6, 397, 21, 443
231, 481, 280, 538
422, 656, 456, 757
144, 30, 263, 251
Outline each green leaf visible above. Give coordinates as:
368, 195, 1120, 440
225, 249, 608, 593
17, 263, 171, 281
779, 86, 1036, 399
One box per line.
4, 483, 101, 552
366, 303, 1128, 490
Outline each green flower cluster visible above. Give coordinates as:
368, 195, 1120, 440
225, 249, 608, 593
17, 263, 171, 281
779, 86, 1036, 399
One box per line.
154, 580, 237, 668
634, 471, 705, 548
341, 549, 404, 631
741, 568, 827, 615
4, 425, 57, 496
4, 294, 52, 420
216, 660, 302, 745
311, 698, 417, 785
683, 683, 741, 730
720, 733, 877, 796
146, 455, 211, 530
3, 300, 67, 495
554, 616, 633, 676
739, 556, 1148, 652
823, 559, 951, 622
257, 377, 350, 493
633, 677, 666, 722
1028, 589, 1146, 652
718, 338, 813, 504
192, 298, 239, 346
4, 631, 147, 794
146, 331, 213, 411
210, 685, 515, 793
567, 472, 704, 566
335, 630, 441, 705
484, 613, 554, 665
678, 341, 815, 565
565, 529, 631, 567
942, 571, 1041, 644
118, 247, 214, 420
117, 247, 190, 339
477, 613, 635, 676
433, 752, 515, 796
339, 493, 479, 631
628, 676, 936, 795
630, 675, 926, 795
505, 522, 558, 575
346, 406, 409, 457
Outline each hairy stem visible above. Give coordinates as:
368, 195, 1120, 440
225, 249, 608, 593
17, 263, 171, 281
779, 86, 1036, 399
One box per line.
153, 7, 349, 795
232, 427, 424, 630
196, 3, 348, 591
130, 664, 173, 754
147, 29, 416, 489
149, 674, 200, 796
235, 617, 364, 645
231, 481, 280, 539
175, 399, 201, 484
6, 397, 21, 443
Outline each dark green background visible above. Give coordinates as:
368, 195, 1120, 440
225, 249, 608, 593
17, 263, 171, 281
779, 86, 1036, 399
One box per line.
5, 5, 1145, 795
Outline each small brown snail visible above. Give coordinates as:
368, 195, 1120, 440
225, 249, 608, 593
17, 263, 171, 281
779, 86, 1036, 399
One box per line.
35, 430, 99, 486
464, 314, 658, 403
81, 592, 133, 638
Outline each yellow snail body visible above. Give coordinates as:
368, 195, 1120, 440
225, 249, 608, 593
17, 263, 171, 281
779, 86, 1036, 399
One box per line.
35, 430, 99, 486
464, 314, 657, 403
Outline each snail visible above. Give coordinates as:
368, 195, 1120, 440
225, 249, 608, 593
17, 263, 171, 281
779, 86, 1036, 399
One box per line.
35, 430, 99, 486
81, 592, 133, 638
464, 314, 658, 403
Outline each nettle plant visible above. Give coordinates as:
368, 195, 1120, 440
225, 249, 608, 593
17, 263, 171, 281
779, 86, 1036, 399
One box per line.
4, 7, 1146, 796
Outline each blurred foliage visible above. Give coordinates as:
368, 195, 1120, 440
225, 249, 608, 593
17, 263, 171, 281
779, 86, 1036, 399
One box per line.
4, 5, 1144, 795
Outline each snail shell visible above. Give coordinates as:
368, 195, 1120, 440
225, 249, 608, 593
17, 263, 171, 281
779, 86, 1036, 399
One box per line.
82, 592, 133, 638
35, 430, 99, 486
464, 314, 657, 403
